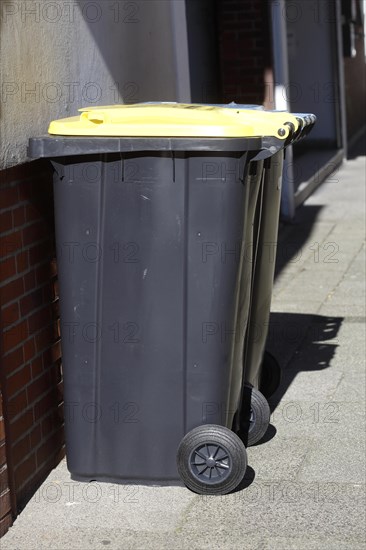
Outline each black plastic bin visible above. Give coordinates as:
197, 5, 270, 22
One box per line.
28, 103, 315, 494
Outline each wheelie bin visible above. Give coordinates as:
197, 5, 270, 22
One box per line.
28, 103, 307, 495
234, 113, 317, 447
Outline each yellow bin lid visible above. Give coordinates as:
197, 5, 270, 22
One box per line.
48, 103, 300, 140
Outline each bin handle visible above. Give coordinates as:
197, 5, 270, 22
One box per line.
80, 111, 109, 125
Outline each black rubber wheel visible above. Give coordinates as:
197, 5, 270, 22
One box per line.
259, 351, 282, 399
247, 386, 271, 446
177, 424, 247, 495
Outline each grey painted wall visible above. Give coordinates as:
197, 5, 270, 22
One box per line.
0, 0, 191, 169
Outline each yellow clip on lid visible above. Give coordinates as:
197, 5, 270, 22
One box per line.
48, 103, 300, 139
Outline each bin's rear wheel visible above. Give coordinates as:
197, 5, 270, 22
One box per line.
237, 384, 271, 447
259, 351, 282, 399
177, 425, 247, 495
246, 386, 270, 446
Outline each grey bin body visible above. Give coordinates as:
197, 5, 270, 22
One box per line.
27, 133, 290, 484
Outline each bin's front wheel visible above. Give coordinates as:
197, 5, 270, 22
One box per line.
247, 386, 271, 446
259, 351, 282, 399
177, 425, 247, 495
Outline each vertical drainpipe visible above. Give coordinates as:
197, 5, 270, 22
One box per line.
170, 0, 192, 103
270, 0, 295, 220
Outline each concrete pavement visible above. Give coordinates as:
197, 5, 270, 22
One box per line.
2, 139, 365, 550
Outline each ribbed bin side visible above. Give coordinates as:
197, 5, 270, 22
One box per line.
52, 151, 250, 483
184, 153, 249, 432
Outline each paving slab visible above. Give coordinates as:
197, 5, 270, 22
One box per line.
297, 434, 366, 484
271, 399, 365, 439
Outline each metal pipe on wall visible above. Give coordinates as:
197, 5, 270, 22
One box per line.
270, 0, 295, 220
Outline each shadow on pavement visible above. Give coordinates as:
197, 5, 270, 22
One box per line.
265, 312, 344, 413
275, 204, 324, 278
234, 465, 256, 493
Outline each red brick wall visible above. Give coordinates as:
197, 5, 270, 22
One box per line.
216, 0, 274, 107
0, 160, 64, 534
